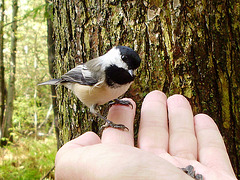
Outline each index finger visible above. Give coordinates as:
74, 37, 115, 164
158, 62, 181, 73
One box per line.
101, 98, 136, 146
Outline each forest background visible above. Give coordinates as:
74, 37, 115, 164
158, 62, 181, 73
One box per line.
0, 0, 240, 179
0, 0, 56, 179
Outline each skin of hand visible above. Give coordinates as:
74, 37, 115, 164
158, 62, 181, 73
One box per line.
55, 90, 237, 180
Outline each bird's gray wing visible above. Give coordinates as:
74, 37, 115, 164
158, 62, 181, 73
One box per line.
61, 64, 98, 86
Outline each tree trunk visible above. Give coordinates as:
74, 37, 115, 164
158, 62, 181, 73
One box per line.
53, 0, 240, 176
0, 0, 4, 142
4, 0, 18, 141
45, 0, 60, 149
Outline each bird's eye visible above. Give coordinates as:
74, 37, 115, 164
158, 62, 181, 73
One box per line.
121, 55, 125, 59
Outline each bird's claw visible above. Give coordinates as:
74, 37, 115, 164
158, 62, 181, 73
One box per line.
100, 120, 129, 133
109, 99, 133, 109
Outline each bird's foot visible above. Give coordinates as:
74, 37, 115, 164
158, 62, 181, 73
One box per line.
109, 99, 133, 109
100, 120, 129, 133
95, 112, 129, 134
181, 165, 203, 180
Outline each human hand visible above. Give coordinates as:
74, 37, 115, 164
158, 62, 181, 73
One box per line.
55, 90, 237, 180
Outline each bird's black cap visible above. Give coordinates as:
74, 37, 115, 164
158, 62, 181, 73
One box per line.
116, 46, 141, 70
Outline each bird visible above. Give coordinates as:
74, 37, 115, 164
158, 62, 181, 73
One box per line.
39, 46, 141, 131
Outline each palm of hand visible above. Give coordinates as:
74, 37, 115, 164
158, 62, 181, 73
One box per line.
55, 91, 236, 180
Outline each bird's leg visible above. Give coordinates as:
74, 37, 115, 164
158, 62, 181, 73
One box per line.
90, 104, 129, 133
108, 98, 133, 109
95, 112, 129, 133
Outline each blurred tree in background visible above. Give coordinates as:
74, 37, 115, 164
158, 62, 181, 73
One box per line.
53, 0, 239, 177
1, 0, 56, 178
4, 0, 18, 142
0, 0, 53, 144
0, 0, 5, 142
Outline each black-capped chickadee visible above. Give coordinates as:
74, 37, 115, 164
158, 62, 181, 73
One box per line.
39, 46, 141, 131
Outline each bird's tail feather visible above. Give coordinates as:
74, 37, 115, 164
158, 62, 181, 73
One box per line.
38, 79, 61, 86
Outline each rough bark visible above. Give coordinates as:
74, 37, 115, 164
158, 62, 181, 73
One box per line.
0, 0, 4, 142
4, 0, 18, 140
45, 0, 60, 149
53, 0, 240, 176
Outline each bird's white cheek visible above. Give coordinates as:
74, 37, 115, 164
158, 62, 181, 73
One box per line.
100, 48, 128, 70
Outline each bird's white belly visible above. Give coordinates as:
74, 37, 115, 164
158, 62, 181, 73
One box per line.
64, 82, 132, 108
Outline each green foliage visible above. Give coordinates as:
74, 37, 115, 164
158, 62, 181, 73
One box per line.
0, 135, 56, 179
22, 4, 46, 20
1, 0, 56, 178
3, 0, 53, 134
12, 95, 53, 134
44, 0, 53, 20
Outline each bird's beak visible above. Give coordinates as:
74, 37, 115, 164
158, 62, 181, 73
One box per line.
128, 69, 134, 77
